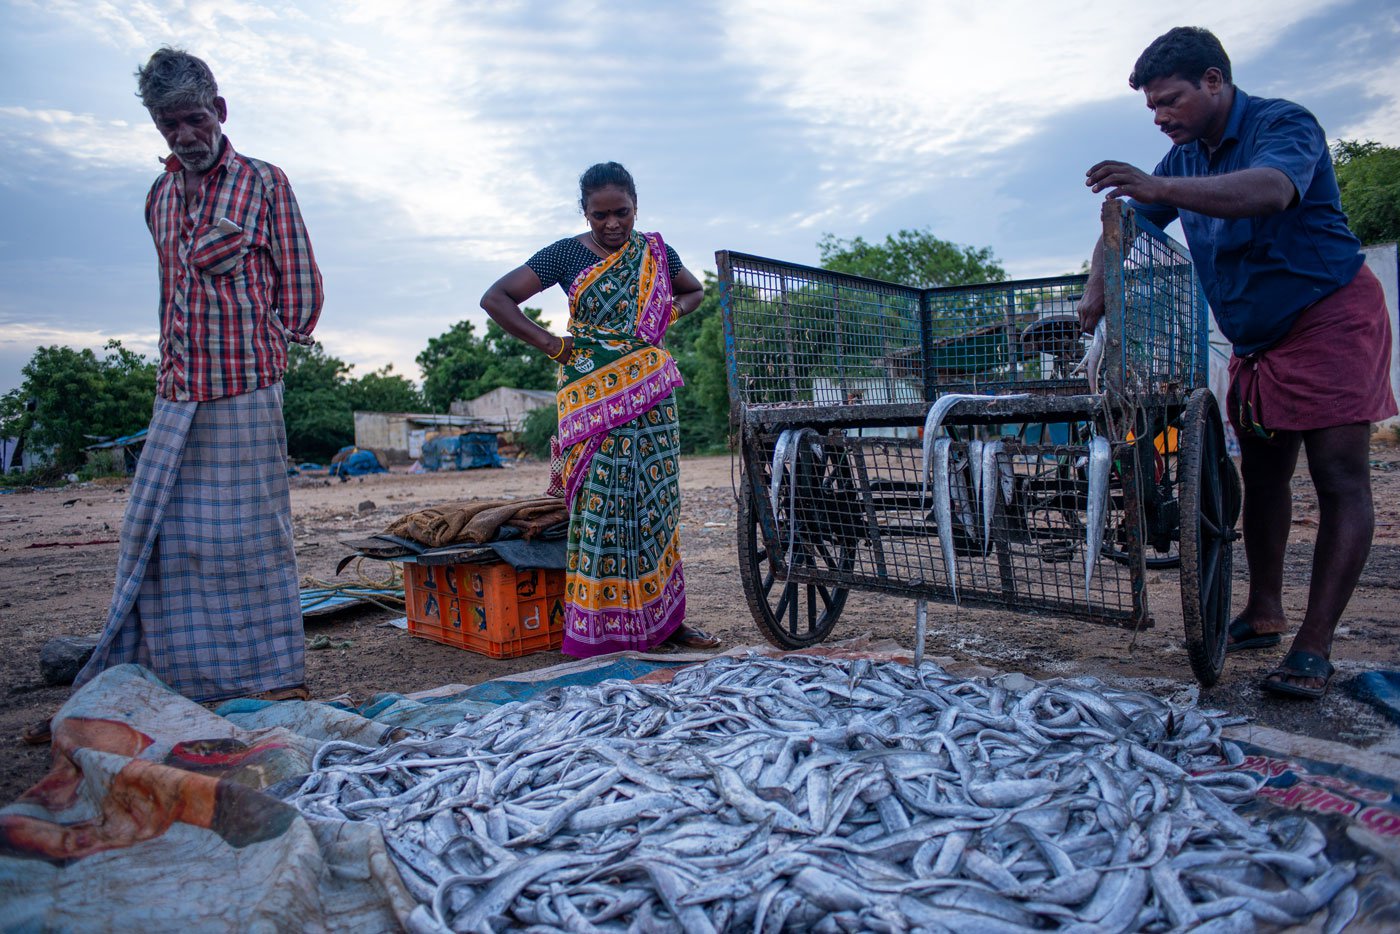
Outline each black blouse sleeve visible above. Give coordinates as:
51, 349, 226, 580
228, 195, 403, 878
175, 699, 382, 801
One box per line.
524, 238, 574, 290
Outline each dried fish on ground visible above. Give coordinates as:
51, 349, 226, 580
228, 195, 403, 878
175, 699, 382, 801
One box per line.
288, 654, 1356, 933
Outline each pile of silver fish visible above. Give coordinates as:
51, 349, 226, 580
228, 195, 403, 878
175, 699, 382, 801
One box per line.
289, 654, 1357, 932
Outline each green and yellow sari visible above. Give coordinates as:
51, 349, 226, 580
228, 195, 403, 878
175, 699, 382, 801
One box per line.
556, 231, 686, 657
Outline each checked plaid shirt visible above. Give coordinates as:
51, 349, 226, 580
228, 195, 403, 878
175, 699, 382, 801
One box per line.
147, 137, 323, 401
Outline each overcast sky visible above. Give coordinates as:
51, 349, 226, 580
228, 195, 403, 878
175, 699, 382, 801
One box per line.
2, 0, 1397, 395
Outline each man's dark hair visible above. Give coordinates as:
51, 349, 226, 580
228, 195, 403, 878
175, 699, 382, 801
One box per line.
136, 47, 219, 113
579, 162, 637, 212
1129, 27, 1232, 90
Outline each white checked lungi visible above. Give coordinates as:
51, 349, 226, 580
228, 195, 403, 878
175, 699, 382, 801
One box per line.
75, 382, 303, 701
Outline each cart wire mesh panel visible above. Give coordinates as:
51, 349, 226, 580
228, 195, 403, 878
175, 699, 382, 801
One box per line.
718, 203, 1208, 630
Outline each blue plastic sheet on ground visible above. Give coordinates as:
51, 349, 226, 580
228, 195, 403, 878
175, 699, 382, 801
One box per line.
300, 586, 401, 617
419, 433, 502, 471
1350, 671, 1400, 726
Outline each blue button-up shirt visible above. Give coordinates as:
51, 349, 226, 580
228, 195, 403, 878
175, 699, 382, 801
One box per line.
1129, 89, 1363, 356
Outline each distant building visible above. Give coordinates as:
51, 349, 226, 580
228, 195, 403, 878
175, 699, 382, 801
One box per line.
450, 387, 555, 430
353, 411, 503, 465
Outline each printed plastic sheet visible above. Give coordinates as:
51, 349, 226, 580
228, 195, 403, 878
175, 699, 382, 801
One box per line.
0, 665, 414, 932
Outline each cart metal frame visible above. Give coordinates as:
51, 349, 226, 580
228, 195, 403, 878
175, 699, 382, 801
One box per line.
717, 202, 1241, 685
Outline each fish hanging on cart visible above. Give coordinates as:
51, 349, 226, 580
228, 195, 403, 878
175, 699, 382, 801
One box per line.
931, 437, 959, 602
979, 440, 1006, 555
1074, 320, 1107, 394
769, 427, 821, 566
918, 393, 1023, 512
921, 394, 1029, 570
1085, 434, 1112, 589
769, 429, 797, 522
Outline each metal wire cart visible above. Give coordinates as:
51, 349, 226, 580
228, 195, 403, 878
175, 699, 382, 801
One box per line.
716, 202, 1242, 686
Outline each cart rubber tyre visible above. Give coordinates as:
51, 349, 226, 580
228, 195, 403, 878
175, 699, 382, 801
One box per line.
737, 477, 851, 649
1179, 388, 1241, 686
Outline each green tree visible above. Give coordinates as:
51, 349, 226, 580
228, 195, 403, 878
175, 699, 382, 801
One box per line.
1333, 139, 1400, 245
666, 272, 731, 453
281, 344, 428, 462
3, 341, 156, 473
282, 342, 354, 461
347, 364, 422, 414
416, 309, 557, 412
518, 403, 557, 460
817, 228, 1006, 288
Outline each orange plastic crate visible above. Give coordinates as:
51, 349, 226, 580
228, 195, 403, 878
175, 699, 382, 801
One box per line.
405, 561, 565, 658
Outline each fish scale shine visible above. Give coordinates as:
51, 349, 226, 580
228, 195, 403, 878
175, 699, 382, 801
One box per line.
289, 653, 1355, 932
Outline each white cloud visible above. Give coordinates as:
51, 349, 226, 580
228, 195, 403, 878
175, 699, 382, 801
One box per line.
0, 107, 157, 183
713, 1, 1363, 220
0, 321, 158, 359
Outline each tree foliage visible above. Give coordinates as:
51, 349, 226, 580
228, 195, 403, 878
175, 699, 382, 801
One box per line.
282, 342, 422, 461
416, 309, 557, 412
817, 228, 1006, 288
518, 403, 557, 460
1, 341, 155, 473
1333, 139, 1400, 245
666, 272, 731, 453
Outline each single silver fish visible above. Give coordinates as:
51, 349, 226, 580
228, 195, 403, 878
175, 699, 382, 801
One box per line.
769, 429, 794, 522
967, 439, 984, 505
1074, 320, 1107, 394
980, 440, 1004, 554
932, 437, 959, 603
1085, 434, 1111, 591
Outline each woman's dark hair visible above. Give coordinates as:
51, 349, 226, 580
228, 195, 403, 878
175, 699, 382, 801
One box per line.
1129, 27, 1231, 90
579, 162, 637, 212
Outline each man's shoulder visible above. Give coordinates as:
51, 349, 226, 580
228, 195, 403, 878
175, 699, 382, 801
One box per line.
1240, 92, 1318, 131
229, 150, 293, 189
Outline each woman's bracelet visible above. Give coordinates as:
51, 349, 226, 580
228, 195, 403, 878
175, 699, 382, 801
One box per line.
546, 337, 570, 362
670, 299, 683, 324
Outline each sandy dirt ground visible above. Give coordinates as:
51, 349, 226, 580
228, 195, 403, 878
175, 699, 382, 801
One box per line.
3, 446, 1399, 802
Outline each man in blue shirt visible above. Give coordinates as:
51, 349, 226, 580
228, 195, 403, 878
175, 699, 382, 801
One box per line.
1077, 27, 1395, 700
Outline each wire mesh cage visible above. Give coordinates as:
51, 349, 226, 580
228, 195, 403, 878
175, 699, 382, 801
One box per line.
745, 428, 1143, 623
717, 202, 1207, 418
718, 202, 1213, 639
715, 257, 924, 411
1105, 202, 1207, 400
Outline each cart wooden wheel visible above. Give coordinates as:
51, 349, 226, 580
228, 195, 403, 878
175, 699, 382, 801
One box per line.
1179, 388, 1242, 686
737, 447, 855, 649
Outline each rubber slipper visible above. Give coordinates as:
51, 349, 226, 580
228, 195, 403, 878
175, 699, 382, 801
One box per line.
1261, 650, 1335, 701
1225, 617, 1282, 654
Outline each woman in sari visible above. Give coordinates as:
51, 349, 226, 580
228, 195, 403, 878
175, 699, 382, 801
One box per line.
480, 162, 719, 657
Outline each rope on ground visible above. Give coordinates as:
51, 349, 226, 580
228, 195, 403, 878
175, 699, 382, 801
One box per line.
301, 559, 405, 614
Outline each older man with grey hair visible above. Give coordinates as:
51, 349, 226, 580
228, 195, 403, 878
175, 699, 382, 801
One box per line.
60, 48, 324, 713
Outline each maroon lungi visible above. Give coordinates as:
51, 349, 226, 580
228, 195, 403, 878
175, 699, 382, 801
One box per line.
1228, 264, 1396, 436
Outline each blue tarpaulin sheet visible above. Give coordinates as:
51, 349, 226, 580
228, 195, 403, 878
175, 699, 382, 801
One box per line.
329, 447, 387, 477
419, 433, 502, 471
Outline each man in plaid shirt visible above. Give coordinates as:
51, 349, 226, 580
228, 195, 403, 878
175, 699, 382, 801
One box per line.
69, 48, 324, 707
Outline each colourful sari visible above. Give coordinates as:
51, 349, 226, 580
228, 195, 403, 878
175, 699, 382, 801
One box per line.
556, 231, 686, 657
